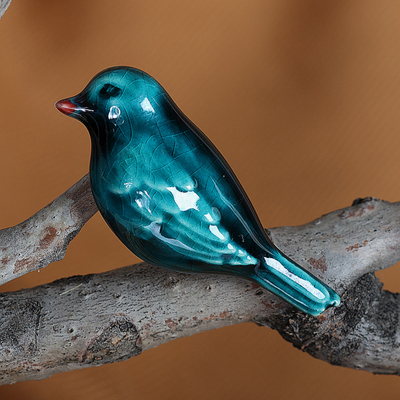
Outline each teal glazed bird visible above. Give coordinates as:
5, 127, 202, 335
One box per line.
56, 66, 340, 316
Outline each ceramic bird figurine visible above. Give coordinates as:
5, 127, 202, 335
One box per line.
56, 66, 340, 316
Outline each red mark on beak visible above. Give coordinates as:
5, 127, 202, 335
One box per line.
55, 99, 77, 115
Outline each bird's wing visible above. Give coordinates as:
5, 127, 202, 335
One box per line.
102, 169, 258, 268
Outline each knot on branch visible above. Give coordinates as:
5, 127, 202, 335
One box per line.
81, 318, 142, 365
256, 273, 400, 374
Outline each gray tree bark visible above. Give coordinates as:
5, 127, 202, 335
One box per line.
0, 0, 10, 18
1, 174, 400, 385
0, 175, 97, 286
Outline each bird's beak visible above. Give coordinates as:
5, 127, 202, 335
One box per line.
55, 98, 79, 116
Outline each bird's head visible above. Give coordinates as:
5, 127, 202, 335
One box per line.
56, 66, 167, 141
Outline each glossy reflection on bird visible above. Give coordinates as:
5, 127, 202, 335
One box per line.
56, 66, 340, 316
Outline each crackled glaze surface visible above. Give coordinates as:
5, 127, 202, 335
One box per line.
56, 66, 340, 315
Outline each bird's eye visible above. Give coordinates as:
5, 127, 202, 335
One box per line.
99, 84, 122, 99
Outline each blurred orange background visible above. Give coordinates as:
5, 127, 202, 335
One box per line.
1, 0, 400, 398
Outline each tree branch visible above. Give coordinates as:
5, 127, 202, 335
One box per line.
0, 175, 97, 286
1, 175, 400, 384
0, 0, 11, 20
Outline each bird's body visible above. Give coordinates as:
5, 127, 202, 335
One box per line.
56, 66, 340, 316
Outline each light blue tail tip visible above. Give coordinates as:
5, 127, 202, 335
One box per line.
283, 287, 341, 317
254, 256, 341, 317
332, 294, 341, 307
312, 291, 341, 316
286, 287, 340, 317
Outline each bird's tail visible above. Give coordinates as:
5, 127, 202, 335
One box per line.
250, 252, 340, 316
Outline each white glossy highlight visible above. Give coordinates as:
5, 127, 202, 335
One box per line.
204, 213, 214, 222
140, 98, 155, 113
135, 190, 152, 214
264, 257, 325, 300
167, 187, 199, 211
209, 225, 226, 240
123, 181, 133, 189
108, 105, 121, 119
146, 222, 192, 251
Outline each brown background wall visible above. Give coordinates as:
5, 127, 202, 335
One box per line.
1, 0, 400, 398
